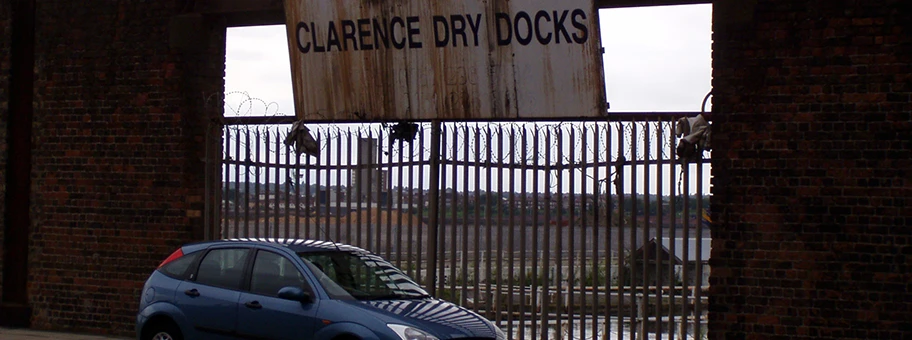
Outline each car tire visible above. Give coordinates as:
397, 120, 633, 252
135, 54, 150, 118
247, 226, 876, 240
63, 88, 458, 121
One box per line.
143, 320, 183, 340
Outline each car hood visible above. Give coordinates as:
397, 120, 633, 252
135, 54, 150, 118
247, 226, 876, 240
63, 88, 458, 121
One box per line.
340, 298, 498, 339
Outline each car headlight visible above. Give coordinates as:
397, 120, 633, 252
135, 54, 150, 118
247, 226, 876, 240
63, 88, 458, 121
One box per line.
494, 326, 506, 340
387, 324, 440, 340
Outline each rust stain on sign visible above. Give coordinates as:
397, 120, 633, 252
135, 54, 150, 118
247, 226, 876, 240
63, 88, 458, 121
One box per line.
285, 0, 606, 121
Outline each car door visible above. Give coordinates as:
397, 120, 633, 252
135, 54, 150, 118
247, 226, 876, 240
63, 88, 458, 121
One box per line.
174, 247, 250, 340
236, 249, 321, 340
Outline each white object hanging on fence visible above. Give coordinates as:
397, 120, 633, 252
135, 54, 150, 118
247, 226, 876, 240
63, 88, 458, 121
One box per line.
284, 120, 320, 158
675, 114, 711, 161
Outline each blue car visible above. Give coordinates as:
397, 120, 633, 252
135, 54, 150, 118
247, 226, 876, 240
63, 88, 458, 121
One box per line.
136, 238, 506, 340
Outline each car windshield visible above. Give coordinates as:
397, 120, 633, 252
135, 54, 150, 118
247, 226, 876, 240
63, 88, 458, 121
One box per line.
298, 251, 430, 301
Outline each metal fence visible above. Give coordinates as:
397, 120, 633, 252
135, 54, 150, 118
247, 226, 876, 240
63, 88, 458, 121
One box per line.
216, 115, 711, 340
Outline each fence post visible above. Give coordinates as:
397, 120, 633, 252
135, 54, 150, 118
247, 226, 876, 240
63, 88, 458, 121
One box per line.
426, 120, 442, 297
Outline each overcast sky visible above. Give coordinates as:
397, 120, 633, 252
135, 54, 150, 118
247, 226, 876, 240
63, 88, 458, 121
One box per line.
224, 4, 712, 116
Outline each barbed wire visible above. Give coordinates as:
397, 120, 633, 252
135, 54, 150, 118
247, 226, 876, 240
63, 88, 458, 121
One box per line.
221, 118, 710, 195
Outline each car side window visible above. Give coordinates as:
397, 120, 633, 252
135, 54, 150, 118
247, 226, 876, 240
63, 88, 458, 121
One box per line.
195, 248, 249, 290
160, 251, 200, 279
249, 250, 307, 297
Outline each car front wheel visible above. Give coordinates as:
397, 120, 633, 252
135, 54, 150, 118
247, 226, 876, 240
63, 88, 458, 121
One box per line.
143, 321, 183, 340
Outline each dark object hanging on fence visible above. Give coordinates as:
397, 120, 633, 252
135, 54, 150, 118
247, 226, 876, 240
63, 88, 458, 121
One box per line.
675, 113, 711, 162
389, 121, 420, 143
284, 119, 320, 157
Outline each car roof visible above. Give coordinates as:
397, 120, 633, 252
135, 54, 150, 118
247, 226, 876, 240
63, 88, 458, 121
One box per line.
206, 238, 372, 254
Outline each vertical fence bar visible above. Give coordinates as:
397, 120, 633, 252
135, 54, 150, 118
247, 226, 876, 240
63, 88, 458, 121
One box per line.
305, 130, 313, 240
567, 127, 576, 339
695, 155, 705, 340
531, 126, 540, 340
462, 125, 470, 307
490, 124, 505, 327
245, 130, 252, 238
603, 122, 612, 340
555, 127, 564, 338
540, 128, 551, 340
590, 123, 600, 340
435, 125, 452, 300
284, 131, 291, 239
313, 129, 321, 239
345, 130, 353, 244
615, 124, 625, 340
630, 122, 639, 340
264, 131, 272, 238
519, 126, 528, 340
579, 126, 588, 340
373, 129, 382, 253
254, 130, 262, 238
407, 132, 416, 278
295, 139, 302, 240
336, 130, 343, 242
496, 125, 505, 326
274, 128, 281, 238
356, 130, 364, 247
383, 129, 393, 259
396, 138, 405, 268
312, 128, 320, 240
473, 126, 482, 314
450, 124, 459, 302
384, 129, 394, 259
345, 129, 361, 245
507, 126, 517, 338
643, 122, 652, 338
222, 128, 230, 239
368, 129, 377, 251
654, 122, 664, 338
233, 128, 241, 239
648, 122, 656, 338
426, 120, 442, 297
324, 129, 333, 243
629, 121, 641, 340
485, 126, 494, 321
680, 160, 690, 339
668, 120, 677, 340
438, 126, 448, 296
417, 127, 426, 284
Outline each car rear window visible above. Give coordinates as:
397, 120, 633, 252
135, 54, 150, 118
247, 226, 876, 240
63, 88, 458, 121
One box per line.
160, 251, 200, 279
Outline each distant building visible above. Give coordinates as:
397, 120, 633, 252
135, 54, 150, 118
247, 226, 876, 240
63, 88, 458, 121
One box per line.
632, 237, 712, 287
351, 138, 389, 205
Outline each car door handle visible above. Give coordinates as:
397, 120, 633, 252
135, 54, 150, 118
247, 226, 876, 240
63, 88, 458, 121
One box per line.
244, 301, 262, 309
184, 289, 200, 297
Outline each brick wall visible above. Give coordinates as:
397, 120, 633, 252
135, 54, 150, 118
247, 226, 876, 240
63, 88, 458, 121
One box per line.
710, 1, 912, 339
26, 1, 225, 335
0, 0, 9, 304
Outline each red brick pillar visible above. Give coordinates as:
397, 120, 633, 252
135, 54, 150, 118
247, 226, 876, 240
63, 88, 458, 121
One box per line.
710, 1, 912, 339
6, 1, 226, 334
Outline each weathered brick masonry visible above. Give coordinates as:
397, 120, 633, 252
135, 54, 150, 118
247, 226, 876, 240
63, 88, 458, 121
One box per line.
710, 1, 912, 339
5, 1, 225, 335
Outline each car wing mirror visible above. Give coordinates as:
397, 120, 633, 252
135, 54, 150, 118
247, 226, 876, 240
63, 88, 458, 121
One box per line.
277, 286, 313, 304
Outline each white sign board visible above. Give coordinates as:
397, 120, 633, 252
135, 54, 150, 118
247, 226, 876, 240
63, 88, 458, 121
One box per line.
284, 0, 606, 120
